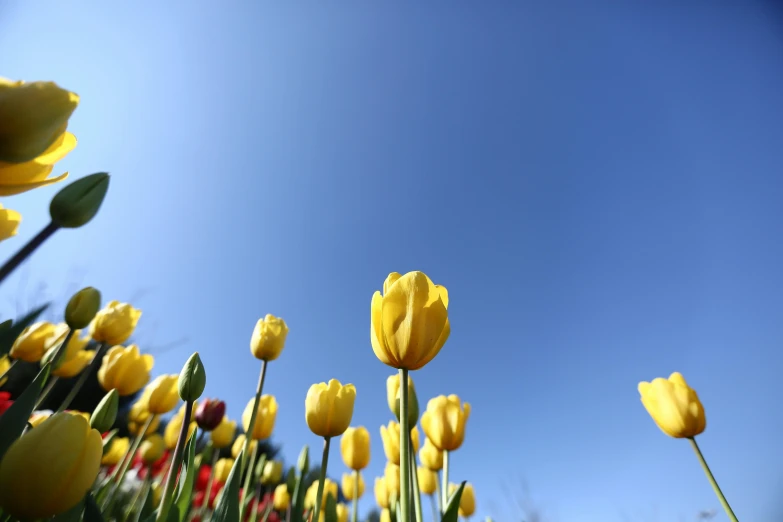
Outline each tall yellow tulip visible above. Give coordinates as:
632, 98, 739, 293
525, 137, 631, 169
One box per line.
242, 395, 278, 440
383, 462, 400, 499
420, 395, 470, 451
44, 327, 93, 378
342, 472, 365, 500
386, 373, 418, 424
102, 436, 129, 466
417, 467, 437, 496
140, 434, 165, 464
449, 483, 475, 517
211, 417, 237, 449
97, 344, 153, 396
380, 421, 420, 465
9, 321, 56, 362
273, 484, 290, 511
340, 426, 370, 470
250, 314, 289, 361
419, 437, 443, 471
232, 434, 256, 459
214, 458, 234, 483
0, 204, 20, 241
336, 503, 348, 522
143, 374, 180, 414
374, 478, 389, 509
638, 372, 706, 438
165, 412, 197, 450
305, 379, 356, 438
370, 271, 450, 370
90, 301, 141, 346
380, 508, 391, 522
0, 412, 101, 519
305, 479, 339, 510
262, 460, 283, 485
128, 397, 161, 436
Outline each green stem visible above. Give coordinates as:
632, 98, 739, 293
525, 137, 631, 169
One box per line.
0, 221, 59, 286
429, 495, 438, 522
434, 473, 441, 515
351, 470, 359, 522
409, 438, 423, 522
240, 438, 260, 521
156, 400, 194, 522
242, 360, 268, 474
688, 437, 739, 522
199, 448, 220, 519
399, 368, 411, 522
35, 376, 59, 409
57, 342, 107, 412
104, 414, 156, 513
250, 484, 262, 522
0, 359, 17, 385
311, 437, 331, 522
122, 464, 152, 522
440, 451, 449, 515
260, 502, 273, 522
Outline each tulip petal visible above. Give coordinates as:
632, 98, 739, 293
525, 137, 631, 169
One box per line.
370, 291, 391, 366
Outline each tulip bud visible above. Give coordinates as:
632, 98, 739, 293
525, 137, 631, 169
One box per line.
64, 287, 101, 329
297, 445, 309, 473
90, 389, 118, 432
195, 398, 226, 431
387, 373, 419, 426
262, 460, 283, 485
179, 352, 206, 402
49, 172, 110, 228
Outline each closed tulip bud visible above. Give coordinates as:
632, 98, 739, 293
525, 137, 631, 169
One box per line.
250, 314, 289, 361
98, 344, 153, 396
262, 460, 283, 485
102, 436, 129, 466
0, 412, 101, 519
232, 434, 257, 459
386, 373, 419, 426
336, 503, 348, 522
242, 395, 278, 440
341, 472, 365, 500
140, 433, 165, 464
340, 426, 370, 471
383, 462, 400, 498
297, 444, 310, 473
371, 271, 450, 370
379, 421, 420, 465
449, 483, 476, 517
273, 483, 290, 511
380, 508, 391, 522
165, 413, 197, 450
90, 300, 141, 345
143, 374, 180, 414
127, 398, 161, 435
196, 398, 226, 431
421, 395, 470, 451
638, 372, 706, 438
305, 479, 338, 510
213, 458, 234, 483
91, 389, 119, 432
374, 478, 389, 509
49, 172, 109, 228
419, 437, 443, 471
0, 78, 79, 164
65, 287, 101, 329
416, 467, 437, 496
179, 352, 206, 402
10, 321, 57, 362
43, 325, 93, 378
210, 417, 236, 449
305, 379, 356, 438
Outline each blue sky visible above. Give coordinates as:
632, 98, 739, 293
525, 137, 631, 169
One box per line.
2, 2, 783, 521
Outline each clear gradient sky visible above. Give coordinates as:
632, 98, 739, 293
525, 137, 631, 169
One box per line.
2, 2, 783, 521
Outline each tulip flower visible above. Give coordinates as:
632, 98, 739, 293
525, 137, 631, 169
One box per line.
340, 426, 371, 471
90, 300, 142, 345
165, 412, 197, 450
421, 395, 470, 452
9, 321, 56, 362
103, 436, 130, 466
64, 286, 101, 329
143, 374, 180, 414
383, 462, 400, 498
0, 412, 101, 519
262, 460, 283, 485
336, 503, 349, 522
128, 398, 161, 435
0, 391, 12, 416
28, 410, 52, 427
242, 394, 278, 440
97, 344, 154, 395
305, 479, 339, 510
233, 434, 257, 458
387, 373, 419, 425
273, 483, 290, 511
140, 434, 166, 464
449, 482, 476, 517
196, 398, 226, 431
417, 466, 437, 496
214, 458, 235, 483
250, 314, 289, 361
43, 327, 93, 378
342, 471, 365, 500
305, 379, 356, 438
211, 416, 237, 449
374, 477, 389, 509
0, 204, 20, 241
419, 437, 443, 471
380, 421, 420, 465
380, 508, 391, 522
0, 355, 11, 387
370, 271, 450, 371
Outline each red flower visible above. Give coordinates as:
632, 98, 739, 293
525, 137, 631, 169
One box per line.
133, 449, 171, 479
195, 398, 226, 431
196, 464, 213, 491
0, 392, 13, 416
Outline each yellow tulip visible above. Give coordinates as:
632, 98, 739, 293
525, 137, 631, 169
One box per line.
242, 395, 278, 440
340, 426, 370, 470
449, 483, 476, 517
0, 412, 101, 519
151, 482, 162, 506
370, 271, 450, 370
250, 314, 289, 361
380, 508, 391, 522
164, 413, 197, 450
10, 321, 57, 362
44, 326, 93, 378
341, 472, 365, 500
305, 379, 356, 438
638, 372, 706, 438
380, 421, 420, 465
140, 434, 165, 464
305, 478, 338, 509
214, 458, 234, 483
0, 204, 20, 241
417, 467, 437, 496
0, 78, 78, 165
273, 483, 290, 510
386, 373, 418, 423
420, 395, 470, 451
142, 374, 179, 414
374, 477, 389, 509
336, 503, 348, 522
89, 301, 141, 346
232, 434, 256, 459
419, 437, 443, 471
0, 133, 74, 196
97, 344, 153, 396
102, 436, 129, 466
0, 356, 10, 386
127, 398, 161, 436
28, 411, 51, 428
383, 462, 400, 498
262, 460, 283, 485
69, 411, 90, 422
211, 417, 237, 449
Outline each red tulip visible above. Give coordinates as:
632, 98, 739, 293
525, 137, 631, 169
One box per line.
0, 392, 13, 416
195, 398, 226, 431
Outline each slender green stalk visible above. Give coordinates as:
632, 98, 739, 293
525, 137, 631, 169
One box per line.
311, 437, 332, 522
399, 369, 411, 522
104, 414, 156, 512
440, 451, 449, 515
156, 400, 194, 522
35, 376, 59, 409
434, 473, 441, 514
122, 464, 152, 522
242, 360, 268, 474
260, 502, 273, 522
409, 438, 423, 522
688, 437, 739, 522
0, 221, 59, 285
429, 495, 438, 522
285, 504, 291, 522
240, 440, 260, 521
198, 448, 220, 520
0, 359, 17, 384
351, 470, 359, 522
57, 342, 107, 412
250, 484, 262, 522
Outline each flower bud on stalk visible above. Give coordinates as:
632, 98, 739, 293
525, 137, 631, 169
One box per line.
49, 172, 109, 228
195, 398, 226, 431
91, 389, 119, 433
64, 286, 101, 329
179, 352, 206, 402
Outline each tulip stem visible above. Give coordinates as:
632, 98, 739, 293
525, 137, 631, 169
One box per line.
311, 437, 331, 522
0, 359, 17, 384
35, 376, 59, 409
351, 470, 359, 522
430, 495, 439, 522
156, 400, 194, 522
242, 359, 268, 475
240, 440, 260, 521
104, 414, 156, 514
441, 451, 449, 515
409, 438, 423, 522
57, 342, 107, 413
688, 437, 739, 522
199, 448, 220, 520
399, 368, 411, 522
0, 221, 59, 286
434, 475, 442, 515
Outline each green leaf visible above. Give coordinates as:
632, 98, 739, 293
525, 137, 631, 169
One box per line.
140, 483, 156, 521
131, 483, 152, 522
84, 493, 106, 522
440, 480, 466, 522
254, 453, 268, 482
324, 493, 338, 522
167, 505, 180, 522
285, 466, 296, 494
212, 448, 244, 522
0, 363, 50, 461
0, 304, 49, 357
52, 496, 85, 522
173, 430, 198, 522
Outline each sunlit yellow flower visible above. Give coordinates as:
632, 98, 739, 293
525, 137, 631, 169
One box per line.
336, 503, 348, 522
419, 437, 443, 470
262, 460, 283, 485
214, 458, 234, 483
211, 417, 236, 449
164, 412, 197, 450
10, 321, 57, 363
28, 411, 52, 428
305, 379, 356, 438
140, 434, 165, 464
232, 434, 256, 459
417, 467, 437, 496
305, 478, 339, 510
68, 411, 90, 422
386, 373, 418, 423
0, 204, 20, 241
0, 356, 10, 387
421, 395, 470, 451
380, 421, 420, 465
102, 436, 129, 466
127, 397, 161, 436
43, 326, 93, 378
340, 426, 370, 471
273, 483, 290, 511
380, 508, 391, 522
90, 301, 141, 346
97, 344, 153, 396
638, 372, 706, 438
374, 478, 389, 509
151, 482, 162, 506
242, 395, 278, 440
383, 462, 400, 498
449, 483, 476, 517
342, 472, 365, 500
142, 374, 179, 414
250, 314, 289, 361
371, 271, 450, 370
0, 412, 101, 519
